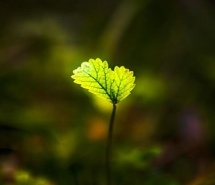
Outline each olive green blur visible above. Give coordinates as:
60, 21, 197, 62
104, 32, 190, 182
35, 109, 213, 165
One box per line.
1, 0, 215, 184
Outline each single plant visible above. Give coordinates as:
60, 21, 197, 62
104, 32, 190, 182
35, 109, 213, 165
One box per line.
71, 58, 135, 185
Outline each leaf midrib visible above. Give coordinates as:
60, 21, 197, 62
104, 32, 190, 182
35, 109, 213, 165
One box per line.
84, 71, 113, 102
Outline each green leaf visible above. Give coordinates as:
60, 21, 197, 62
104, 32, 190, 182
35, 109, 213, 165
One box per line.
71, 58, 135, 104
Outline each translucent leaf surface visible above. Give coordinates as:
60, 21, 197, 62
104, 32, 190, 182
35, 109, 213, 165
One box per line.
71, 58, 135, 104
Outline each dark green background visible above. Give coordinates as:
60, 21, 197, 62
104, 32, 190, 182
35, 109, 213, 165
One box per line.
1, 0, 215, 184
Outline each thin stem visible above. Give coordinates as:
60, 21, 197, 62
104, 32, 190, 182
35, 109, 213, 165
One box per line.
105, 104, 116, 185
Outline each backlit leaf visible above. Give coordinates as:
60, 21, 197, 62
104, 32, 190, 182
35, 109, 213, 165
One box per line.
71, 58, 135, 104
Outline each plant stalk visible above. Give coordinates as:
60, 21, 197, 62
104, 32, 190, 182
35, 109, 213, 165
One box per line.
105, 104, 116, 185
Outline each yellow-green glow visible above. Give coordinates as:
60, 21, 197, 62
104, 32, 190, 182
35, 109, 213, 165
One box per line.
71, 58, 135, 104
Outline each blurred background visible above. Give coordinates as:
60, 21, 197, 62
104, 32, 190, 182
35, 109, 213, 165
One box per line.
1, 0, 215, 184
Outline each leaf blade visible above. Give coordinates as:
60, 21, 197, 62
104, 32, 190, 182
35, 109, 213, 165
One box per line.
71, 58, 135, 104
112, 66, 135, 103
